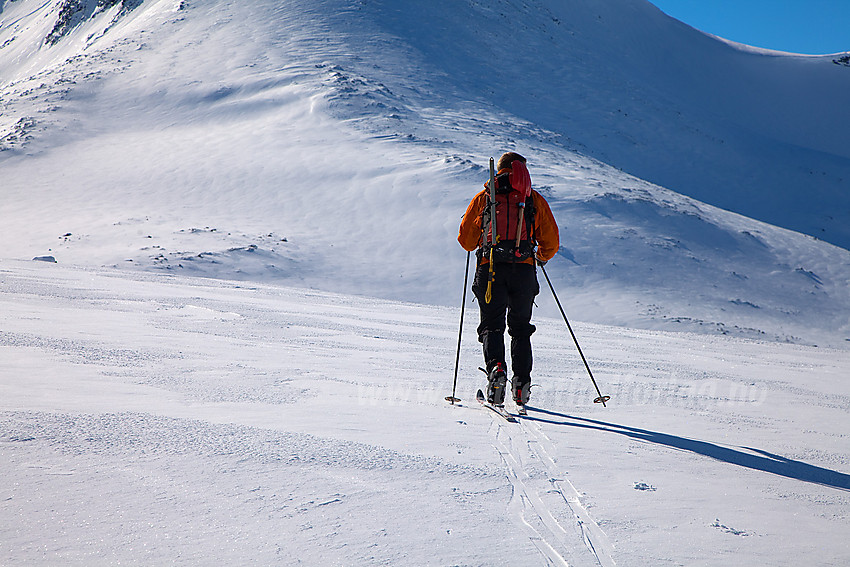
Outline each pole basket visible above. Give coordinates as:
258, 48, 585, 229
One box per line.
540, 264, 610, 408
445, 396, 462, 404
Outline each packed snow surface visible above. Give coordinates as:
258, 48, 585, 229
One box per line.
1, 0, 849, 564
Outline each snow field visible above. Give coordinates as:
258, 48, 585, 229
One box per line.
1, 261, 848, 565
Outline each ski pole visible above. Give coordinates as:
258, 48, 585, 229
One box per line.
446, 250, 471, 404
539, 263, 611, 407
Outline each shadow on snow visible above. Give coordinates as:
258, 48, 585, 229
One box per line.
524, 407, 850, 492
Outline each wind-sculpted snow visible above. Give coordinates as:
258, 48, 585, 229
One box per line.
1, 411, 495, 476
1, 410, 510, 565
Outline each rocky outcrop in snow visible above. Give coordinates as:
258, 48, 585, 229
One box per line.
44, 0, 142, 45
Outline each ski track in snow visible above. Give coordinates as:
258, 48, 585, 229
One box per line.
524, 418, 617, 567
487, 408, 616, 567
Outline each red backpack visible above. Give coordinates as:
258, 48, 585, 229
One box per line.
480, 160, 536, 263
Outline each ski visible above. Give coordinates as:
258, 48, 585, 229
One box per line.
476, 389, 518, 422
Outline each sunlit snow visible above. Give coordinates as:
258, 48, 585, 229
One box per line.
2, 0, 848, 565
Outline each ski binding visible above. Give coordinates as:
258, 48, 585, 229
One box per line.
476, 389, 518, 422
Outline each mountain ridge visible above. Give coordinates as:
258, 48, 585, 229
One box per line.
1, 0, 849, 346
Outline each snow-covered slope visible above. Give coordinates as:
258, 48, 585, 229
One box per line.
357, 0, 850, 247
1, 262, 848, 565
1, 0, 849, 347
2, 2, 849, 564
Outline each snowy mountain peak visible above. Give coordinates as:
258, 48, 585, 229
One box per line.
2, 0, 849, 346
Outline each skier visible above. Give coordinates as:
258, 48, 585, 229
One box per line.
458, 152, 560, 408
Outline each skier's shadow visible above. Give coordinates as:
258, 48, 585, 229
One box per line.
523, 407, 850, 492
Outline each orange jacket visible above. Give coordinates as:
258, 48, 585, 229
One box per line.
458, 179, 560, 265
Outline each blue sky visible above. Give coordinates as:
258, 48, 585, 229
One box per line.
647, 0, 850, 55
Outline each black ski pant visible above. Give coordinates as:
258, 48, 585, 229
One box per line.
471, 261, 539, 383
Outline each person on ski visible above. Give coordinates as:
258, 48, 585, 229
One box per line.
458, 152, 560, 408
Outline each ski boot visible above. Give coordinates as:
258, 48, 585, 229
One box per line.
486, 362, 507, 406
512, 377, 531, 407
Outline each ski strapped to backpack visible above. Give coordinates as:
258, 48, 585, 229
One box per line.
481, 158, 537, 303
485, 158, 498, 304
